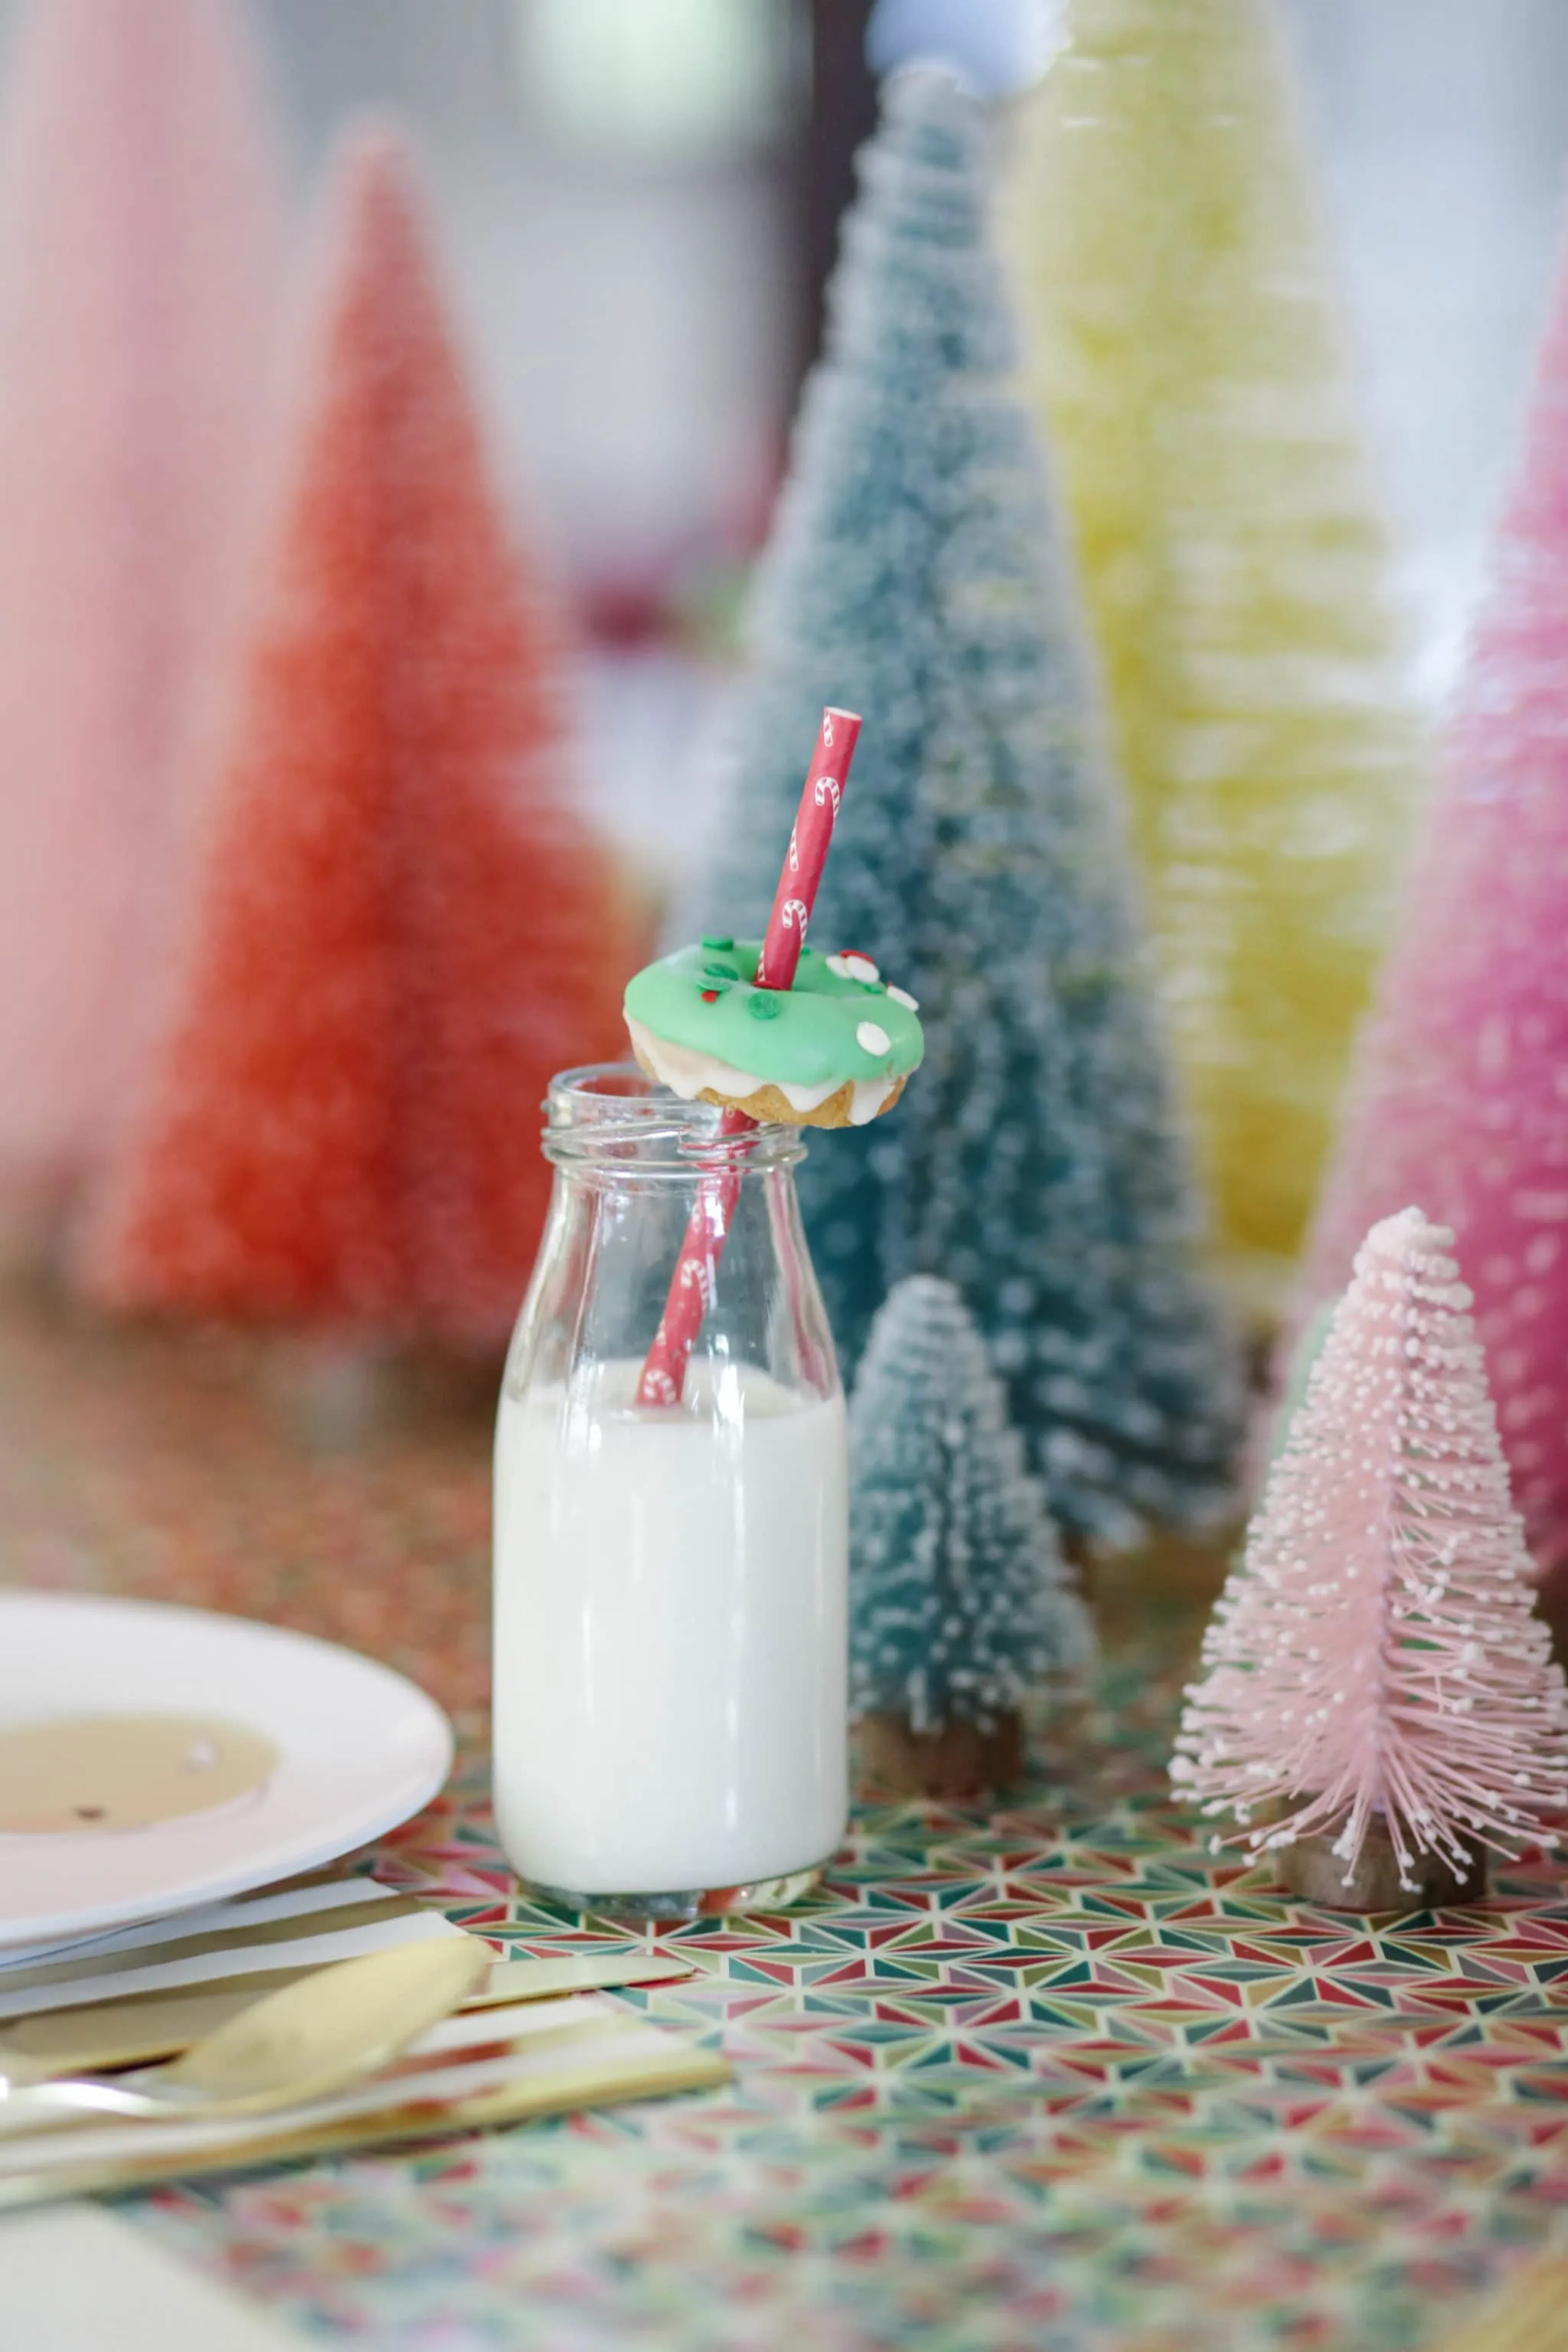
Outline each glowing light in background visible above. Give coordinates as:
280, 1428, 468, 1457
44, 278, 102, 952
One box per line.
865, 0, 1063, 97
515, 0, 795, 158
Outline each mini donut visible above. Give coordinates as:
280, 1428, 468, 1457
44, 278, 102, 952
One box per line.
624, 938, 923, 1129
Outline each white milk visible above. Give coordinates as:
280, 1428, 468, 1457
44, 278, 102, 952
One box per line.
493, 1361, 848, 1897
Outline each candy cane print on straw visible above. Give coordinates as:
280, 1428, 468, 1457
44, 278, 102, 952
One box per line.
635, 707, 863, 1409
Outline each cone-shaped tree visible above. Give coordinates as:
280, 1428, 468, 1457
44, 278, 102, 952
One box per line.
1174, 1211, 1568, 1892
851, 1276, 1093, 1740
0, 0, 285, 1219
80, 126, 642, 1343
684, 68, 1242, 1545
1298, 227, 1568, 1573
1005, 0, 1421, 1298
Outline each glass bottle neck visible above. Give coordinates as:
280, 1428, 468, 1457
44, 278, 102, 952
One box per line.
542, 1063, 805, 1181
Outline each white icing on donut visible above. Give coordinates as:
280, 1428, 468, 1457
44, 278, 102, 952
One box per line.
827, 952, 879, 983
856, 1021, 891, 1056
886, 985, 919, 1011
626, 1017, 900, 1127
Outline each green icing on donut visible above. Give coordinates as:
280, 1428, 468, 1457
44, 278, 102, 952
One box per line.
625, 941, 924, 1089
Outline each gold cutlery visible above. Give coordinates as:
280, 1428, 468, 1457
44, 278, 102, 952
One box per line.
1439, 2258, 1568, 2352
467, 1953, 695, 2006
0, 2034, 730, 2211
0, 1949, 695, 2082
0, 1884, 426, 2002
0, 1936, 488, 2134
1431, 2256, 1568, 2351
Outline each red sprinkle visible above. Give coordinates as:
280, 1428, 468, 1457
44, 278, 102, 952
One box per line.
701, 989, 719, 1003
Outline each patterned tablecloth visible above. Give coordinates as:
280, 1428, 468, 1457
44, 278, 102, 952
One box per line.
2, 1291, 1566, 2350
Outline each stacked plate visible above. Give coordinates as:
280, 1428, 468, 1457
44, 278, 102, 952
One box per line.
0, 1594, 724, 2207
0, 1592, 455, 1956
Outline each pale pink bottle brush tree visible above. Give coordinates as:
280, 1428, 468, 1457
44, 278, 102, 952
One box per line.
0, 0, 284, 1236
1174, 1210, 1568, 1896
1298, 224, 1568, 1576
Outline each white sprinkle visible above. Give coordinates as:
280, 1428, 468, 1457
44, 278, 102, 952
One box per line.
828, 952, 879, 983
856, 1021, 891, 1057
886, 984, 919, 1011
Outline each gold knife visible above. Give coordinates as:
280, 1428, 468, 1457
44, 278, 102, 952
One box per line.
0, 1890, 426, 1998
0, 2043, 730, 2211
0, 1952, 697, 2082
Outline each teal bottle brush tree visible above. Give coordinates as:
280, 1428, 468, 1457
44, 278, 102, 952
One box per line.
684, 66, 1243, 1550
851, 1276, 1093, 1796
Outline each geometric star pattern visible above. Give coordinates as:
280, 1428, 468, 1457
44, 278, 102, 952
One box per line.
3, 1295, 1562, 2345
133, 1644, 1568, 2350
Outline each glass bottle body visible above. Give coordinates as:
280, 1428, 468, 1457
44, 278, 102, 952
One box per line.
493, 1067, 848, 1916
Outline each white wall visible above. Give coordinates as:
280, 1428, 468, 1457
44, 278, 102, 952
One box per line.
0, 0, 1560, 806
260, 0, 795, 598
1283, 0, 1568, 694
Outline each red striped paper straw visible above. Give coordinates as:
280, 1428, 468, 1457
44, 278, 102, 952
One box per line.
635, 708, 862, 1408
756, 707, 861, 989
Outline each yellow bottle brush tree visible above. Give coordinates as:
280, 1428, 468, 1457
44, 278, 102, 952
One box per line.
1005, 0, 1423, 1307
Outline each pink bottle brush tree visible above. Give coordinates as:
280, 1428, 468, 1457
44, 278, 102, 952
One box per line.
1174, 1209, 1568, 1908
0, 0, 284, 1233
1298, 227, 1568, 1576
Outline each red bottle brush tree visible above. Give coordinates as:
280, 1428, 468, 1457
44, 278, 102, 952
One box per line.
0, 0, 284, 1230
81, 126, 643, 1344
1174, 1210, 1568, 1904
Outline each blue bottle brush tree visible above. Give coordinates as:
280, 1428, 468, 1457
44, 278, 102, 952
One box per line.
851, 1276, 1094, 1795
686, 66, 1243, 1547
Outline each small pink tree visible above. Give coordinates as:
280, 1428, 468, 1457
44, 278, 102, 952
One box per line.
1174, 1208, 1568, 1895
1298, 224, 1568, 1573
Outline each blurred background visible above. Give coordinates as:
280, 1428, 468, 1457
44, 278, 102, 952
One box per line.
0, 0, 1536, 886
284, 0, 1566, 864
0, 0, 1563, 1704
237, 2, 1568, 818
1, 0, 1566, 1432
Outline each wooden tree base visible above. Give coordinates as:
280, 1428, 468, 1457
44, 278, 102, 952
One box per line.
858, 1710, 1024, 1799
1277, 1820, 1488, 1913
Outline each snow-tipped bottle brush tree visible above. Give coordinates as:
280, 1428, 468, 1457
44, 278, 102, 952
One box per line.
851, 1275, 1094, 1796
685, 66, 1243, 1551
1173, 1210, 1568, 1909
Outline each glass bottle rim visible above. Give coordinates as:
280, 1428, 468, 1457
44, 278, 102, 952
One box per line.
543, 1063, 806, 1174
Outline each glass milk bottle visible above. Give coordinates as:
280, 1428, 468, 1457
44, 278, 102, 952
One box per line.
493, 1065, 848, 1916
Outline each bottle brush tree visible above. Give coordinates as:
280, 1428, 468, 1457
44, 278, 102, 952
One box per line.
79, 126, 644, 1346
851, 1275, 1094, 1797
0, 0, 284, 1236
1298, 210, 1568, 1578
686, 65, 1243, 1549
1005, 0, 1422, 1299
1173, 1210, 1568, 1909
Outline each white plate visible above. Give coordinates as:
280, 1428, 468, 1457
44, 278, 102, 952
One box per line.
0, 1592, 453, 1949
